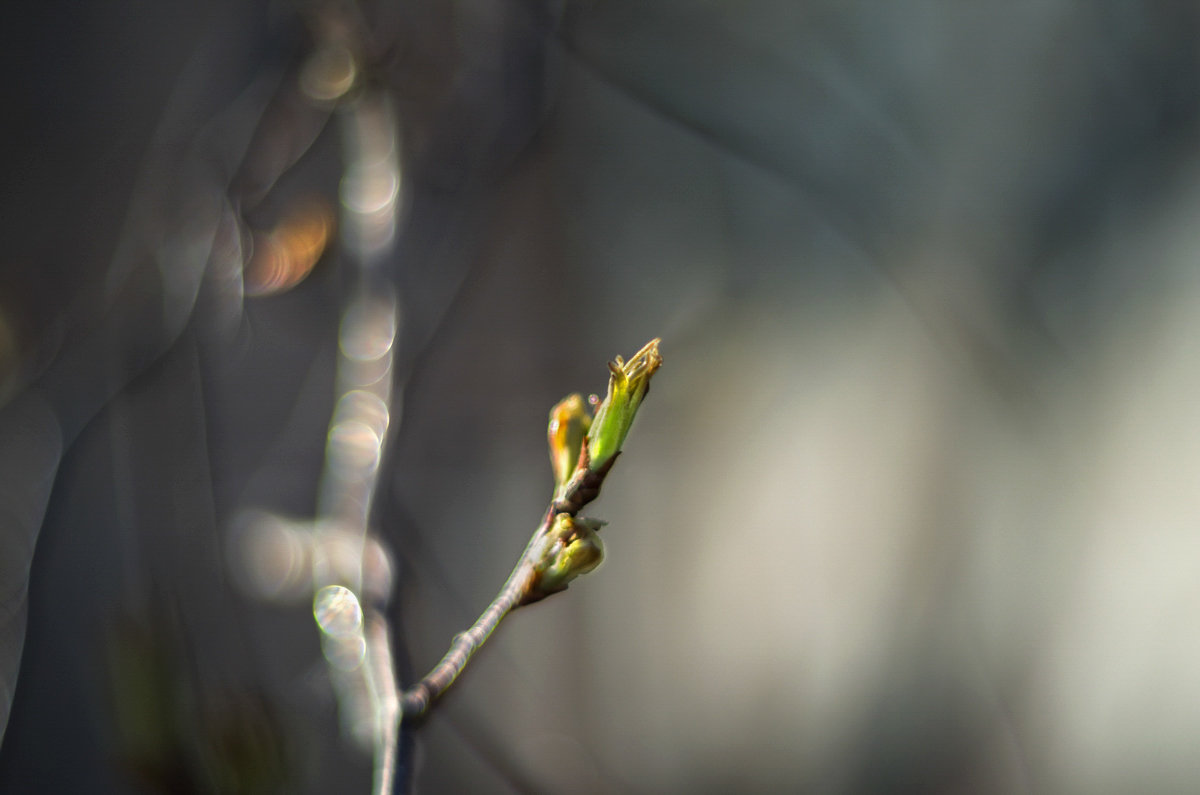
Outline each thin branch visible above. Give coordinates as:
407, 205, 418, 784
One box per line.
400, 339, 662, 718
399, 512, 548, 717
364, 610, 401, 795
303, 8, 407, 791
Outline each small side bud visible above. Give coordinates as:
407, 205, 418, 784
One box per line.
530, 514, 605, 598
547, 393, 591, 489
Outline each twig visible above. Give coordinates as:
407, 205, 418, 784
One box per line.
398, 509, 549, 717
400, 339, 662, 718
364, 610, 401, 795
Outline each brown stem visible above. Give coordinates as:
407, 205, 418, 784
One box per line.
400, 455, 614, 717
399, 516, 546, 717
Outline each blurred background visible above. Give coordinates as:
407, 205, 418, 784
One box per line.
3, 0, 1200, 792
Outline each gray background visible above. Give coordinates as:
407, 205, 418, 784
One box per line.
2, 1, 1200, 792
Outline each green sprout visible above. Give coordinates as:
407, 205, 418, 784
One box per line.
585, 338, 663, 471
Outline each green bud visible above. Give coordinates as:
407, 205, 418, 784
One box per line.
547, 393, 591, 489
585, 339, 663, 471
534, 514, 605, 595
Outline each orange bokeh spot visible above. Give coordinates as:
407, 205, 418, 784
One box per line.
244, 197, 335, 296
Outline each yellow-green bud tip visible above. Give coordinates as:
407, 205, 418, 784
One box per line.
585, 339, 662, 470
